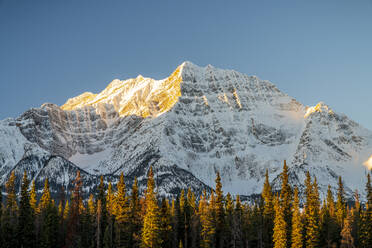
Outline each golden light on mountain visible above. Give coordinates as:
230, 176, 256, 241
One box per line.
363, 155, 372, 170
61, 64, 183, 118
304, 102, 334, 118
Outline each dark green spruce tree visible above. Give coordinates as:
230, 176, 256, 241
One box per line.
225, 193, 234, 248
359, 173, 372, 248
179, 189, 189, 248
130, 177, 142, 248
279, 160, 292, 248
304, 172, 320, 248
97, 176, 108, 248
160, 198, 172, 248
320, 185, 339, 247
40, 178, 59, 248
336, 176, 347, 227
215, 171, 226, 248
114, 172, 131, 248
65, 171, 84, 248
2, 171, 18, 248
17, 171, 35, 248
40, 202, 59, 248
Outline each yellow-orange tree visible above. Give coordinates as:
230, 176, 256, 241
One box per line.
141, 167, 162, 248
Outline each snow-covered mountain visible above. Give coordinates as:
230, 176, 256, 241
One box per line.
1, 62, 371, 199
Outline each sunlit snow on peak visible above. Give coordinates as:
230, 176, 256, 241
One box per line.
61, 64, 184, 118
304, 102, 334, 118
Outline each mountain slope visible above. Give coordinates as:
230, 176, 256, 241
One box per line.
0, 62, 371, 198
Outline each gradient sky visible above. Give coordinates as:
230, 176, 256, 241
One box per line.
1, 0, 371, 129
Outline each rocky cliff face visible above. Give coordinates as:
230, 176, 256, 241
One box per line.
1, 62, 371, 199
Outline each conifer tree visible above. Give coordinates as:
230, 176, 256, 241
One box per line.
199, 191, 216, 248
215, 171, 225, 248
83, 194, 96, 248
186, 187, 195, 248
106, 182, 115, 216
30, 180, 38, 214
367, 173, 372, 206
38, 180, 58, 248
359, 173, 372, 248
366, 173, 372, 246
322, 185, 339, 247
171, 197, 180, 248
1, 206, 15, 248
80, 206, 94, 248
351, 191, 361, 247
130, 177, 142, 248
179, 188, 194, 247
97, 176, 107, 248
304, 172, 320, 248
63, 200, 70, 220
273, 196, 287, 248
114, 172, 131, 247
312, 177, 321, 211
225, 193, 234, 248
358, 209, 371, 248
2, 157, 372, 248
291, 187, 303, 248
336, 176, 346, 227
2, 171, 18, 248
58, 200, 63, 217
96, 199, 103, 248
179, 189, 187, 247
88, 194, 96, 216
40, 202, 59, 248
39, 178, 51, 212
17, 171, 35, 248
141, 166, 162, 248
57, 187, 67, 248
103, 225, 114, 248
340, 209, 355, 248
326, 185, 336, 217
189, 190, 200, 248
262, 169, 274, 248
160, 198, 172, 248
247, 201, 262, 247
66, 170, 84, 247
188, 188, 196, 213
319, 199, 328, 247
5, 171, 17, 213
280, 160, 292, 248
233, 195, 244, 248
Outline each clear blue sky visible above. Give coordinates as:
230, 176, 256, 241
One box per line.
1, 0, 371, 129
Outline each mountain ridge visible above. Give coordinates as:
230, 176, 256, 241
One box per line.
1, 61, 371, 199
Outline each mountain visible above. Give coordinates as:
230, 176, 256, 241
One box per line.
1, 62, 371, 199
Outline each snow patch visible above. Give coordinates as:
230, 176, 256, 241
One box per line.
69, 149, 113, 173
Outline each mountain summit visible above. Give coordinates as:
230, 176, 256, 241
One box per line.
1, 62, 371, 198
61, 62, 185, 118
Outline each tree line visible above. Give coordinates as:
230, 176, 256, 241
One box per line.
0, 161, 371, 248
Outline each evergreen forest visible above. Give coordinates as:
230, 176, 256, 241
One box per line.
0, 162, 371, 248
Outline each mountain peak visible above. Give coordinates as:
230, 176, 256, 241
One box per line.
61, 92, 98, 111
61, 64, 184, 118
304, 102, 334, 118
1, 62, 372, 201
